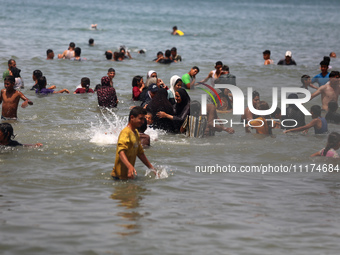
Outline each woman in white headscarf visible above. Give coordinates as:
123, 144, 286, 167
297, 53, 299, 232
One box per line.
145, 70, 165, 89
168, 75, 183, 105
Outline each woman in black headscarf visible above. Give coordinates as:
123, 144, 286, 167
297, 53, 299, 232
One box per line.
147, 88, 175, 132
156, 88, 190, 133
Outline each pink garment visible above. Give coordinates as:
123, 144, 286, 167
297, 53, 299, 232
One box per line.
319, 148, 339, 158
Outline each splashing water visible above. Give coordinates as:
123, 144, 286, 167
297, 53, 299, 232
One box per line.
90, 108, 160, 145
145, 165, 170, 179
90, 108, 127, 145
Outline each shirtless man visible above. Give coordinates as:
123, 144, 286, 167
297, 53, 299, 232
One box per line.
263, 50, 274, 65
310, 71, 340, 111
58, 42, 75, 59
200, 61, 223, 87
0, 76, 33, 119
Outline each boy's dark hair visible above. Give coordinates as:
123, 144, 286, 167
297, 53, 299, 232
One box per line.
137, 118, 148, 133
252, 90, 260, 99
165, 50, 171, 58
192, 66, 200, 73
323, 56, 330, 65
263, 50, 270, 55
81, 77, 90, 92
10, 67, 21, 78
105, 51, 112, 60
329, 71, 339, 78
108, 68, 115, 73
301, 74, 310, 84
215, 61, 223, 66
46, 49, 53, 55
320, 60, 329, 66
69, 42, 75, 48
37, 76, 47, 91
74, 47, 81, 57
328, 101, 338, 113
89, 38, 94, 45
157, 51, 163, 56
33, 70, 43, 79
4, 75, 15, 84
132, 75, 143, 87
311, 105, 321, 116
221, 65, 229, 72
8, 59, 15, 66
173, 26, 177, 30
0, 123, 15, 141
129, 106, 147, 121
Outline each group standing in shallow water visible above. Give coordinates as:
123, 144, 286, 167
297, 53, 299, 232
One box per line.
1, 33, 339, 180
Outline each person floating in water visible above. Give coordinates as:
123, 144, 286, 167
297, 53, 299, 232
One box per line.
111, 106, 155, 180
0, 76, 33, 120
36, 76, 69, 95
171, 26, 184, 36
0, 123, 42, 147
311, 132, 340, 158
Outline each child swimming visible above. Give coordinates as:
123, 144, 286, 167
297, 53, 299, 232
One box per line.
36, 76, 69, 95
0, 123, 42, 147
311, 132, 340, 158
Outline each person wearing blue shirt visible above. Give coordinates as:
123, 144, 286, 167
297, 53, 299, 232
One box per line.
311, 60, 330, 87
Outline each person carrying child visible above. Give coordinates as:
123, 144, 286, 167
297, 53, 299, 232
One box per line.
0, 76, 33, 120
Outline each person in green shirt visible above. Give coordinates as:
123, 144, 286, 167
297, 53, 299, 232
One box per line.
181, 66, 199, 89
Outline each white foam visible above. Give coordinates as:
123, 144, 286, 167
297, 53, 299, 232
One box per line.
89, 108, 161, 145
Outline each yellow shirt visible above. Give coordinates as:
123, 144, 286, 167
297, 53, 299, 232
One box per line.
249, 117, 270, 134
176, 30, 184, 36
111, 126, 144, 179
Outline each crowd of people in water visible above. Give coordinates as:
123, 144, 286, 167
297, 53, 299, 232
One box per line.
1, 26, 339, 179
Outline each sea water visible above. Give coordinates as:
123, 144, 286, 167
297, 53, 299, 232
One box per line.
1, 0, 340, 254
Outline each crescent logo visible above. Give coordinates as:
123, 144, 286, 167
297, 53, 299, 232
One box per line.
197, 82, 222, 107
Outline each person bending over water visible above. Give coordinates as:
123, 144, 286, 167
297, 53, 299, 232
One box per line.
311, 132, 340, 158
